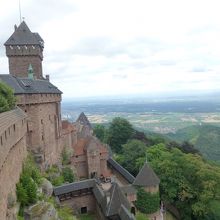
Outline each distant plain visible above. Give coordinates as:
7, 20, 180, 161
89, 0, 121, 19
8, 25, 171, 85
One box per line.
62, 95, 220, 134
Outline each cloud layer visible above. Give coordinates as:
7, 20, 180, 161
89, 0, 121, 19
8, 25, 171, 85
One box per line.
1, 0, 220, 98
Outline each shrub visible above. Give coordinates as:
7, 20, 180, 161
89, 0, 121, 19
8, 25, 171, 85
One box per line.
0, 82, 16, 113
135, 187, 160, 214
16, 155, 42, 209
62, 167, 74, 183
62, 147, 72, 165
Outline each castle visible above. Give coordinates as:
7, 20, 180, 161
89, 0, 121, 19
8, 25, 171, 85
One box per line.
0, 22, 160, 220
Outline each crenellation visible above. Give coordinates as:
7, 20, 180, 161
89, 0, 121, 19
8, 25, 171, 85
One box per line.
16, 93, 61, 106
5, 45, 43, 58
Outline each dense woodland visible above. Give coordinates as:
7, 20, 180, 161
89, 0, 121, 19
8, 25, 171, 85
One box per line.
167, 124, 220, 161
94, 117, 220, 220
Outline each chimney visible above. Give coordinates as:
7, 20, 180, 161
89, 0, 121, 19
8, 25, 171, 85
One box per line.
14, 25, 17, 31
45, 75, 50, 81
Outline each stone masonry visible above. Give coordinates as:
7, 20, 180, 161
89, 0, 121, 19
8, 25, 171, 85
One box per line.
0, 108, 27, 220
5, 22, 44, 79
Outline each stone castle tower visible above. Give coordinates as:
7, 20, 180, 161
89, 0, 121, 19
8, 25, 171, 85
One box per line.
0, 21, 63, 167
4, 21, 44, 79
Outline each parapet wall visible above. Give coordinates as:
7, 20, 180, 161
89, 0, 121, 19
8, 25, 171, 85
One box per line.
0, 108, 27, 220
16, 93, 61, 105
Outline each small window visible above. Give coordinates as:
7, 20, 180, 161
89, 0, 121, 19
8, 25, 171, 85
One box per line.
81, 207, 87, 214
41, 119, 43, 124
0, 136, 3, 145
13, 124, 16, 131
42, 135, 44, 141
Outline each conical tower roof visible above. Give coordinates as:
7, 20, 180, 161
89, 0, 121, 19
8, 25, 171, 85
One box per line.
5, 21, 44, 47
133, 163, 160, 187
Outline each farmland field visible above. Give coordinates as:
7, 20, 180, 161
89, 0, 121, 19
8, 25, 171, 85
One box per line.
62, 96, 220, 134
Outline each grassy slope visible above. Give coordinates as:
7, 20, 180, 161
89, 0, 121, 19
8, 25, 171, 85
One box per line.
167, 124, 220, 161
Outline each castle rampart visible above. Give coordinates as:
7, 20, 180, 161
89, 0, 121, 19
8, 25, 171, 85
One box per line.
0, 108, 27, 219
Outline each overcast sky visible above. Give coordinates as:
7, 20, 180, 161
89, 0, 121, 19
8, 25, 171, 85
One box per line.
1, 0, 220, 99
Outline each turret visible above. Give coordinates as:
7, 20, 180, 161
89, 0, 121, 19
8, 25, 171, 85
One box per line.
4, 21, 44, 79
133, 161, 160, 193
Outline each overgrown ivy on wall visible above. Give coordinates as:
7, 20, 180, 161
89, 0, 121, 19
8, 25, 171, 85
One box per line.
135, 187, 160, 214
0, 82, 16, 113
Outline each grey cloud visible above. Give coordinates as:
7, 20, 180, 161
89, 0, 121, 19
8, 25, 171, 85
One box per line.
73, 37, 126, 57
71, 36, 168, 59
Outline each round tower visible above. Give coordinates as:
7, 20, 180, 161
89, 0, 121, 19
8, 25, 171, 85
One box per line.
4, 21, 44, 79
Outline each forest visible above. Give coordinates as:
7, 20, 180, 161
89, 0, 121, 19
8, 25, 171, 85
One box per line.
94, 117, 220, 220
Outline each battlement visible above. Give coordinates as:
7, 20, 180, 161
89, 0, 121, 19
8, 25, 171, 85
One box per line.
5, 44, 43, 59
5, 21, 44, 79
16, 93, 61, 105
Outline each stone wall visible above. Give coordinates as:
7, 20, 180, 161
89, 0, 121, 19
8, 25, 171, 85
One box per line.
73, 155, 88, 179
61, 120, 77, 151
16, 94, 61, 105
0, 108, 27, 220
18, 95, 62, 168
6, 44, 43, 79
61, 194, 96, 215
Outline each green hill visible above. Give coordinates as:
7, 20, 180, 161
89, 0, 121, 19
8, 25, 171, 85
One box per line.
167, 124, 220, 161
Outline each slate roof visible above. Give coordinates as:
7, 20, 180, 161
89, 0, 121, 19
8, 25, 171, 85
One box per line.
0, 74, 62, 94
133, 163, 160, 187
0, 107, 27, 136
76, 112, 92, 129
92, 184, 108, 211
107, 158, 135, 184
4, 21, 44, 47
121, 185, 137, 195
53, 179, 95, 196
54, 179, 136, 219
106, 182, 131, 217
119, 205, 136, 220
